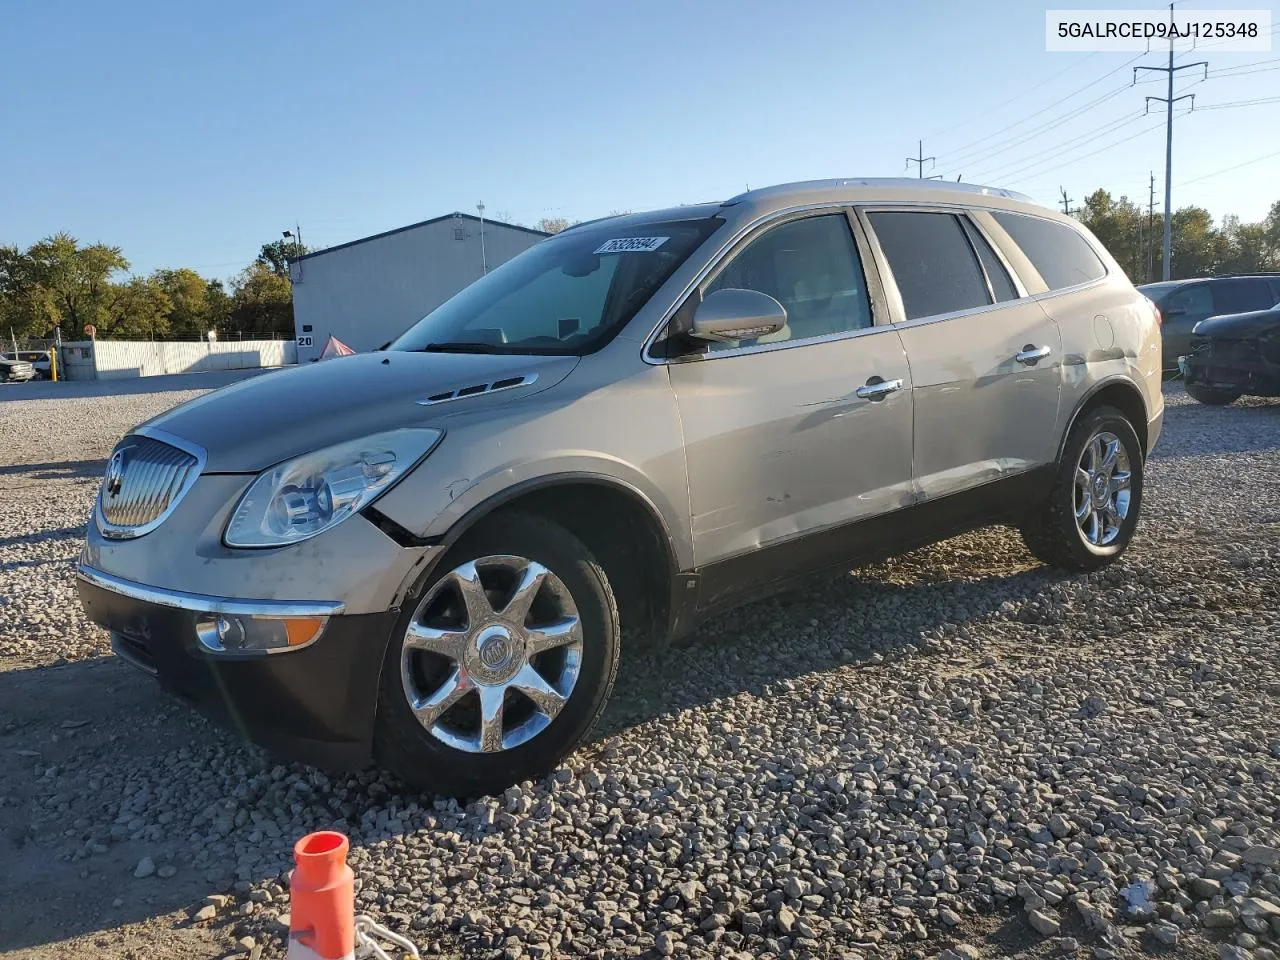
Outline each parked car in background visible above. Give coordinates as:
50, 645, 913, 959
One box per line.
0, 356, 37, 382
1180, 304, 1280, 405
1137, 275, 1280, 371
8, 349, 53, 378
76, 178, 1163, 796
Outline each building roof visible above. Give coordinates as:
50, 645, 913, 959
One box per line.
293, 212, 551, 263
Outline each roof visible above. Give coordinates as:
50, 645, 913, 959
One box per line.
293, 212, 551, 263
723, 177, 1035, 207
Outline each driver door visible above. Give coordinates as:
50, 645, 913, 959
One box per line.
665, 211, 914, 603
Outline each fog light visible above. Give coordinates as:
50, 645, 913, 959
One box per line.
195, 615, 326, 654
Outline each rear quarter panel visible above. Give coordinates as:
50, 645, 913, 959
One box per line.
1038, 272, 1163, 447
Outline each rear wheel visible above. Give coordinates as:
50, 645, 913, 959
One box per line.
374, 512, 619, 797
1020, 406, 1144, 571
1185, 384, 1240, 406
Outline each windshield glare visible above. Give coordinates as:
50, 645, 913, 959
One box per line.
392, 217, 722, 355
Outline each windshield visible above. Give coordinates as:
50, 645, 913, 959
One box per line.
392, 216, 723, 355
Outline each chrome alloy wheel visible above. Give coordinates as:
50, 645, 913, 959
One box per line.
400, 556, 583, 753
1074, 430, 1132, 547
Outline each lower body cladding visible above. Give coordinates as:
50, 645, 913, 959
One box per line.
76, 567, 398, 768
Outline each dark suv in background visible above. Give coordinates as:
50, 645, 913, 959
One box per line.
1138, 275, 1280, 371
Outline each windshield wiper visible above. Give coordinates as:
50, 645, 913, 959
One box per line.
418, 342, 516, 353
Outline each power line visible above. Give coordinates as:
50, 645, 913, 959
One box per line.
967, 109, 1144, 182
1205, 64, 1280, 79
921, 54, 1099, 142
1194, 96, 1280, 110
941, 81, 1136, 172
1175, 147, 1280, 186
1002, 117, 1170, 185
1207, 55, 1280, 74
935, 52, 1148, 165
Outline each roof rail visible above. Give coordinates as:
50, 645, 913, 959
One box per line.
722, 177, 1035, 207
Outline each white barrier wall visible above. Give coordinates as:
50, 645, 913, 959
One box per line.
60, 340, 297, 380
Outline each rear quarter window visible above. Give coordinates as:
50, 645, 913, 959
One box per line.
991, 212, 1106, 292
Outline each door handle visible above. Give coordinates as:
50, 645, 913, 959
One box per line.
855, 377, 903, 401
1015, 344, 1052, 365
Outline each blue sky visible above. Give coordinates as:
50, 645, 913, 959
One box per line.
2, 0, 1277, 280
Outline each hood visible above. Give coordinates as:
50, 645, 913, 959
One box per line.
1193, 308, 1280, 340
139, 351, 579, 471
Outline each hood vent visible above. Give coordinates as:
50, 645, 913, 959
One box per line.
417, 372, 539, 406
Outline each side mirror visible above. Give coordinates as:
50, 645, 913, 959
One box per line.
691, 288, 787, 343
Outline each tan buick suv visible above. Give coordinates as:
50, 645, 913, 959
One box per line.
77, 179, 1164, 795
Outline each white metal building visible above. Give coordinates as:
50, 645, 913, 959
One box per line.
289, 213, 548, 363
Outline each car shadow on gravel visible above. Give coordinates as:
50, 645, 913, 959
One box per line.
596, 546, 1053, 738
0, 458, 105, 479
0, 525, 85, 550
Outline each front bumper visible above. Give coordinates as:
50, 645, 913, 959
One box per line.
77, 565, 395, 769
1182, 340, 1280, 397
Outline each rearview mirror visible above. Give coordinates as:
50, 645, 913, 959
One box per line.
691, 288, 787, 343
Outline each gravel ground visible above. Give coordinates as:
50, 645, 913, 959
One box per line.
1, 383, 1278, 960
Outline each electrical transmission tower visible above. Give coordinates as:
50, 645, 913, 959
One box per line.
906, 141, 942, 179
1134, 3, 1207, 280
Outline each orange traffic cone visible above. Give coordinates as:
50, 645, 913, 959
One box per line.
288, 831, 355, 960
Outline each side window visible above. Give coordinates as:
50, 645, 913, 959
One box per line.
1269, 279, 1280, 305
867, 211, 992, 320
703, 214, 872, 350
1212, 279, 1273, 314
991, 212, 1106, 291
960, 217, 1018, 302
1165, 284, 1213, 317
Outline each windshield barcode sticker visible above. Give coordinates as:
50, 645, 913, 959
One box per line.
594, 236, 669, 254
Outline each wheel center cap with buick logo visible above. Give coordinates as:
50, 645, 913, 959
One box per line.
105, 448, 127, 498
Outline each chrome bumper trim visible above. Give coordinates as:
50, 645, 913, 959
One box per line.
77, 564, 346, 618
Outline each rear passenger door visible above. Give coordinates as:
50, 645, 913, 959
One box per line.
859, 208, 1062, 500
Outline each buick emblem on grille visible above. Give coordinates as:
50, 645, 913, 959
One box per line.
105, 449, 127, 498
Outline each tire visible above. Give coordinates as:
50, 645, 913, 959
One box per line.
1020, 406, 1144, 571
374, 512, 620, 797
1185, 384, 1240, 406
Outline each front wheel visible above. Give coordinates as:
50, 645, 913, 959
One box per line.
374, 513, 620, 797
1185, 384, 1240, 406
1020, 406, 1144, 571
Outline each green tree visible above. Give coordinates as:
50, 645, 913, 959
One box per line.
205, 279, 232, 336
153, 267, 214, 338
1078, 190, 1146, 282
256, 238, 309, 278
0, 234, 127, 338
1170, 206, 1225, 279
231, 262, 293, 336
103, 276, 172, 339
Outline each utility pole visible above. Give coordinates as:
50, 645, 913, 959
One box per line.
1147, 172, 1156, 283
1135, 3, 1207, 280
476, 202, 488, 275
1060, 187, 1073, 216
906, 140, 942, 179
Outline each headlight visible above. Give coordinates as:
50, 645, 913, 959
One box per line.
224, 428, 442, 548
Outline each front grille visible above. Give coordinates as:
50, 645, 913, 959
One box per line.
97, 434, 202, 538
